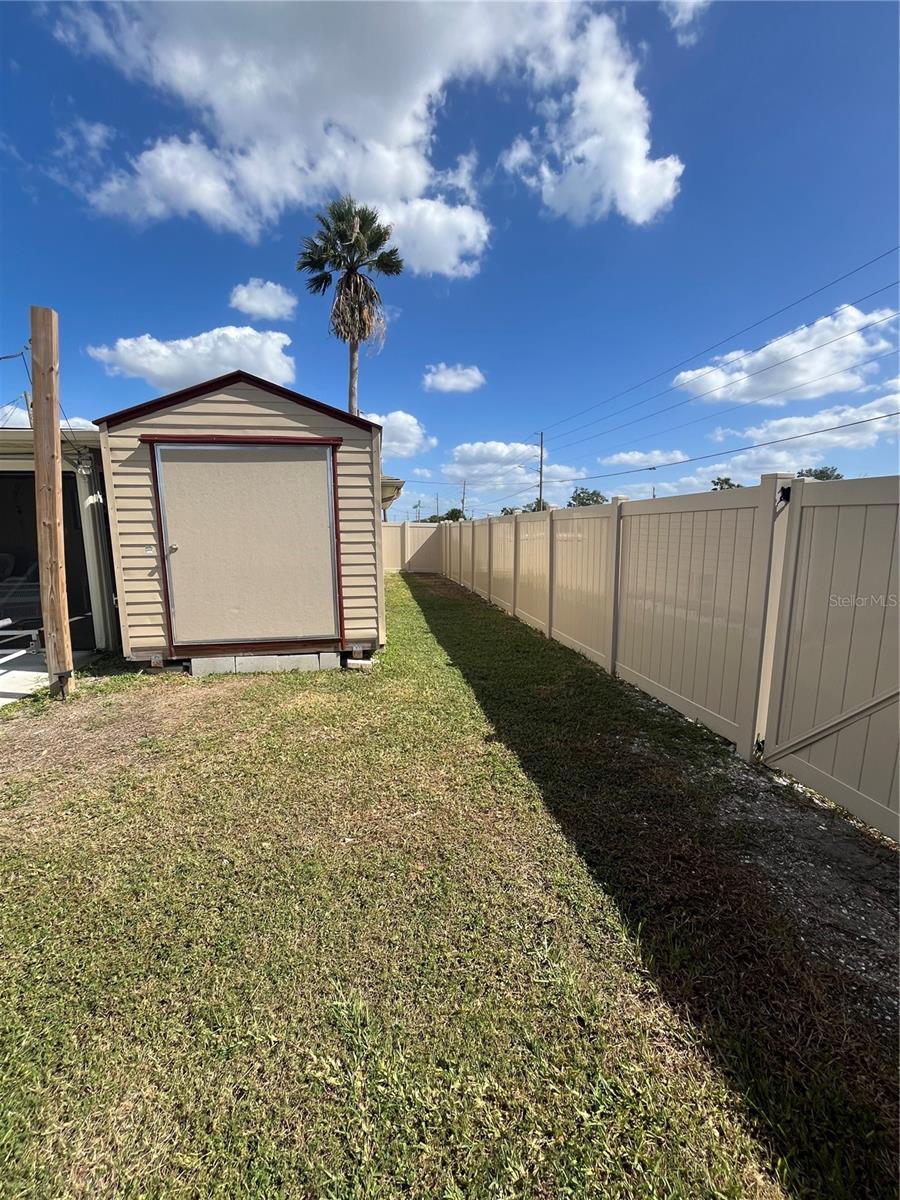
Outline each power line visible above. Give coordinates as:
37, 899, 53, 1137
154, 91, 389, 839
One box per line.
496, 269, 899, 475
485, 309, 898, 492
595, 350, 897, 459
550, 307, 898, 454
548, 286, 898, 453
539, 248, 899, 438
482, 410, 899, 504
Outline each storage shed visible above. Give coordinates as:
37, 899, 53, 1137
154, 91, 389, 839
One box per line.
94, 371, 385, 668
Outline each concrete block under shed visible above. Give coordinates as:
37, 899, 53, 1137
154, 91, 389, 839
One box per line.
190, 656, 236, 677
319, 652, 342, 670
234, 653, 322, 673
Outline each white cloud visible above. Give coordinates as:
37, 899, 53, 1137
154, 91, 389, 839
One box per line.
713, 394, 900, 453
383, 198, 490, 279
441, 439, 585, 505
660, 1, 712, 47
412, 467, 433, 479
0, 404, 93, 431
364, 410, 437, 459
500, 12, 683, 225
230, 278, 297, 321
609, 392, 900, 497
53, 3, 682, 271
673, 305, 896, 406
422, 362, 486, 393
601, 448, 686, 467
55, 117, 115, 164
86, 326, 295, 391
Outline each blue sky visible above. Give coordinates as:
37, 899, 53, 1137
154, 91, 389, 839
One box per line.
2, 1, 898, 517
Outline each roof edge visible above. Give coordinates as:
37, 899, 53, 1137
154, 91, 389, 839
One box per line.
93, 370, 380, 433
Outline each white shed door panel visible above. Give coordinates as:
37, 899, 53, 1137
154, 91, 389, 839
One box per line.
157, 444, 339, 644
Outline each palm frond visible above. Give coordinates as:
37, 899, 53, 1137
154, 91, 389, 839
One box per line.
304, 270, 333, 296
368, 247, 403, 276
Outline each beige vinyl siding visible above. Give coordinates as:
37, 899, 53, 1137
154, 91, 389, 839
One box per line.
99, 381, 380, 657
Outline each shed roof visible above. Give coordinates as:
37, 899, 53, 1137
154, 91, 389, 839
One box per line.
93, 370, 381, 433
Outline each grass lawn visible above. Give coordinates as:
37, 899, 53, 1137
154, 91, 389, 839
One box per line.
0, 575, 895, 1199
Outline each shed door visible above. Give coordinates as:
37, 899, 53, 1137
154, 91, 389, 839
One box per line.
156, 443, 339, 647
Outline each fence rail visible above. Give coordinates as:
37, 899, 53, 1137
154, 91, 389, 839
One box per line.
431, 474, 899, 839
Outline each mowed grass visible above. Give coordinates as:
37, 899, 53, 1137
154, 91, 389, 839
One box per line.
0, 575, 894, 1199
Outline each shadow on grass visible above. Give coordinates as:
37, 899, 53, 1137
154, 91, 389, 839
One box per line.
407, 574, 898, 1200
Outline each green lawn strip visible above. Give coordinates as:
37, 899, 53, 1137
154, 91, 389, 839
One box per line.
0, 574, 887, 1197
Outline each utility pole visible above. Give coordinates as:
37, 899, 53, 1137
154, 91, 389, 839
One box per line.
413, 499, 422, 522
435, 493, 440, 519
538, 431, 544, 510
30, 306, 74, 698
461, 479, 467, 518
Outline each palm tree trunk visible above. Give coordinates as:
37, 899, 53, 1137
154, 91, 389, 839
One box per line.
348, 339, 359, 416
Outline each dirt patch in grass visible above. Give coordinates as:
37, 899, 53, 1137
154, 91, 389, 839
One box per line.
0, 575, 895, 1199
717, 757, 898, 1031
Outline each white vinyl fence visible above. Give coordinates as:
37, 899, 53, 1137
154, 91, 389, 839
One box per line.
438, 475, 899, 839
382, 522, 442, 573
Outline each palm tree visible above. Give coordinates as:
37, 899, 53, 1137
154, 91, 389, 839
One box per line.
297, 196, 403, 416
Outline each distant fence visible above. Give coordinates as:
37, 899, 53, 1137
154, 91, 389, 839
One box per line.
382, 522, 442, 573
438, 475, 899, 839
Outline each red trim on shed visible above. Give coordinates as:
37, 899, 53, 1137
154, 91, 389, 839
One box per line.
145, 435, 348, 658
172, 638, 343, 658
147, 443, 175, 658
94, 370, 380, 433
138, 434, 343, 447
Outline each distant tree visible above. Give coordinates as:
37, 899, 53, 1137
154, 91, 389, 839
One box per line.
432, 507, 465, 522
711, 476, 742, 490
499, 506, 520, 516
797, 466, 843, 480
521, 498, 551, 512
567, 487, 609, 507
297, 195, 403, 416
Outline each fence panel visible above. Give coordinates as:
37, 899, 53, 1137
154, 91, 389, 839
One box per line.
406, 524, 441, 572
616, 482, 778, 756
549, 505, 617, 669
450, 522, 461, 584
490, 517, 515, 612
460, 522, 474, 590
516, 511, 550, 632
763, 476, 899, 838
473, 520, 490, 597
382, 524, 402, 570
381, 523, 441, 571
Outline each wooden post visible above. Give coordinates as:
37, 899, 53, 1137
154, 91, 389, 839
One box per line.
30, 306, 74, 697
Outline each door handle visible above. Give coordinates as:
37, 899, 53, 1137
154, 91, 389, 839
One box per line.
168, 543, 178, 552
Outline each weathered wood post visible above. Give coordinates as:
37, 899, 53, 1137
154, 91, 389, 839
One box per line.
30, 306, 75, 697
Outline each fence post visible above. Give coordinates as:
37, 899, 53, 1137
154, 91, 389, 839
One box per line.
606, 497, 626, 676
546, 508, 555, 638
401, 521, 409, 571
487, 518, 494, 604
512, 514, 520, 618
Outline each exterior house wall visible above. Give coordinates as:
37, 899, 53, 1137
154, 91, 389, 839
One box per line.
98, 379, 381, 659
